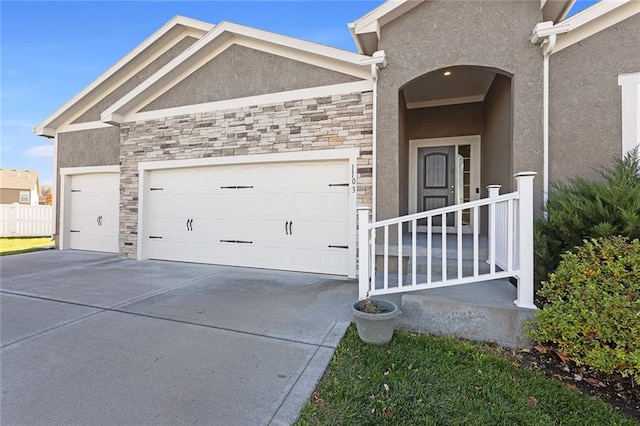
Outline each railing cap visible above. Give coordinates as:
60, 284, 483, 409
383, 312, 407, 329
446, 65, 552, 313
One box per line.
514, 171, 537, 178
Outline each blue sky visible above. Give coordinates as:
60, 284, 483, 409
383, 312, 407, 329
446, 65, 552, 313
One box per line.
1, 0, 597, 185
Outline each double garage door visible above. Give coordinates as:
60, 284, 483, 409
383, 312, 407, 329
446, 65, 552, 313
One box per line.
144, 160, 350, 275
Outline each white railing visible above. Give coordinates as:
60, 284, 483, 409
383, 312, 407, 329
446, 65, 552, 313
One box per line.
0, 204, 54, 237
358, 172, 536, 309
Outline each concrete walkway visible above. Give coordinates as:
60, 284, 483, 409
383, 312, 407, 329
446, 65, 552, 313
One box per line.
0, 250, 358, 425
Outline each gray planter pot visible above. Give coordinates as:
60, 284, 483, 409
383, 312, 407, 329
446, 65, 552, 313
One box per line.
352, 299, 400, 345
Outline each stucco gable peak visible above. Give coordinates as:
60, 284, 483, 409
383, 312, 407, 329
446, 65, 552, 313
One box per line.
101, 20, 375, 125
34, 15, 214, 138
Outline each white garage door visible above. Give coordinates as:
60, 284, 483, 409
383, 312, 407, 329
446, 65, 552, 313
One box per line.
68, 173, 119, 253
145, 160, 350, 275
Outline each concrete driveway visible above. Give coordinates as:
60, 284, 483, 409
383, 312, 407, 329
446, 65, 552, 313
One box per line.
0, 250, 358, 425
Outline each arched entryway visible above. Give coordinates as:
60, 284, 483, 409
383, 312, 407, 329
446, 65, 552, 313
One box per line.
398, 66, 513, 232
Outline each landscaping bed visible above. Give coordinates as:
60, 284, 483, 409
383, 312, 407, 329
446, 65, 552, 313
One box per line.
513, 344, 639, 421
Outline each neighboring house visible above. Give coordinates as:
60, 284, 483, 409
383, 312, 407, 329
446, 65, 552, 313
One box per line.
0, 169, 41, 206
35, 1, 639, 278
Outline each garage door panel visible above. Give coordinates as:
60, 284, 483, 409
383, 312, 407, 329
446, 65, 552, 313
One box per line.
145, 159, 350, 275
68, 173, 119, 253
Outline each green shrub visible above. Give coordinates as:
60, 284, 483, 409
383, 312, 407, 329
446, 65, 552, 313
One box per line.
534, 149, 640, 285
527, 236, 640, 382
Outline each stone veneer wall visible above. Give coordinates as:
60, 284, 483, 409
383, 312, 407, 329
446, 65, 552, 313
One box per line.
119, 90, 373, 258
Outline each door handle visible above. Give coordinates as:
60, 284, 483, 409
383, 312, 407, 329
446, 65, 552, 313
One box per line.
186, 218, 193, 231
285, 221, 289, 235
289, 221, 293, 235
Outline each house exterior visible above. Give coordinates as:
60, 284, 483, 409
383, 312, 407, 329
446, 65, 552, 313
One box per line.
35, 1, 639, 278
0, 169, 41, 205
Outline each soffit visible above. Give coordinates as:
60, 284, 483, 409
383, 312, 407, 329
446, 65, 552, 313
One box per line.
402, 68, 496, 109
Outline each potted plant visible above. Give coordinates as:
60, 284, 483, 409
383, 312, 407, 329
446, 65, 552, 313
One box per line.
352, 298, 400, 345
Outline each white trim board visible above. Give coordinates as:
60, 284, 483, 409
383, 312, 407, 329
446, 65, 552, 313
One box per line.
619, 72, 640, 156
137, 148, 361, 278
554, 1, 639, 53
408, 136, 481, 230
107, 80, 373, 124
58, 121, 115, 134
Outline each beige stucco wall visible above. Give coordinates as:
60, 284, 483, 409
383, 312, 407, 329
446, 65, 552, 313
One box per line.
406, 102, 484, 141
141, 44, 361, 112
482, 74, 513, 194
72, 37, 198, 124
376, 0, 544, 220
57, 127, 120, 169
549, 13, 640, 183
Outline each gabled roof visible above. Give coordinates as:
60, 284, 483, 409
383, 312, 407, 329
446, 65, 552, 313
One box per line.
101, 21, 375, 124
34, 16, 213, 137
531, 0, 639, 52
348, 0, 424, 55
0, 169, 40, 192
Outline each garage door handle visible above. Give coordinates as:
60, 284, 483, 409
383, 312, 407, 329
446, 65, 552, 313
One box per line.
285, 221, 292, 235
289, 221, 293, 235
149, 236, 163, 239
70, 230, 80, 233
186, 218, 193, 231
328, 245, 348, 249
220, 240, 253, 244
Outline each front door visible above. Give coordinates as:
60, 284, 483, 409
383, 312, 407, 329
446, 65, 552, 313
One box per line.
417, 146, 455, 226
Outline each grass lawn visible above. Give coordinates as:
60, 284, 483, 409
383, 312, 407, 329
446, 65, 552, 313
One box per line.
0, 237, 54, 256
296, 326, 635, 425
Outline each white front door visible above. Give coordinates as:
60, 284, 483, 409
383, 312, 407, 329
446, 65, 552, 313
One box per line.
144, 160, 350, 275
68, 173, 119, 252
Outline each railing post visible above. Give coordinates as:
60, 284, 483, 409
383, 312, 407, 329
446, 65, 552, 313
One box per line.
358, 207, 371, 300
487, 185, 501, 198
486, 185, 501, 266
514, 172, 537, 309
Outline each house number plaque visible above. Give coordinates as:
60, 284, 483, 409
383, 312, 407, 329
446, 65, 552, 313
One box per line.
351, 164, 356, 194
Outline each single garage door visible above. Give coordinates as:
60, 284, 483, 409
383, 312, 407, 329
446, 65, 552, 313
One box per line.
145, 160, 350, 275
67, 173, 119, 253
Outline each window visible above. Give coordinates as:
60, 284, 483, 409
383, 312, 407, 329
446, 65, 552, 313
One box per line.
19, 191, 30, 204
618, 72, 640, 155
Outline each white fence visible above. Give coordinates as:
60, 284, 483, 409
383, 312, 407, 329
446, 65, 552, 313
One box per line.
358, 172, 536, 309
0, 204, 54, 237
